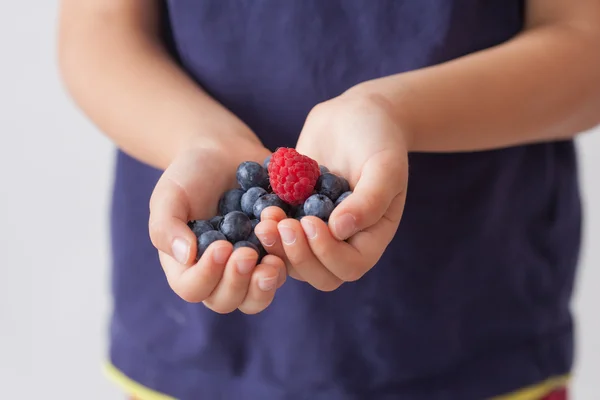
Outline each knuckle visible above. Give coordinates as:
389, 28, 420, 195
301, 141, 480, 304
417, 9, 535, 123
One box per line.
339, 266, 365, 283
312, 277, 343, 292
203, 299, 237, 315
239, 301, 270, 315
148, 219, 166, 248
360, 192, 383, 215
174, 285, 204, 304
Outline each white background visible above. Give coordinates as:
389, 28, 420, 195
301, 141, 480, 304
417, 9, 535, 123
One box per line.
1, 2, 598, 399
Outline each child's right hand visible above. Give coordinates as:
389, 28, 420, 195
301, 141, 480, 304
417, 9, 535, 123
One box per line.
148, 142, 287, 314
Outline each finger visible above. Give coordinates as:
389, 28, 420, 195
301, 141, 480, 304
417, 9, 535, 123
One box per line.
260, 206, 288, 222
277, 219, 342, 291
299, 216, 369, 282
160, 240, 232, 303
149, 175, 197, 266
203, 246, 259, 314
329, 151, 406, 240
254, 219, 305, 281
238, 255, 285, 314
347, 193, 406, 260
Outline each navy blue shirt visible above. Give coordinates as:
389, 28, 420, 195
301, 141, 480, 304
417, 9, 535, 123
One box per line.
108, 1, 581, 399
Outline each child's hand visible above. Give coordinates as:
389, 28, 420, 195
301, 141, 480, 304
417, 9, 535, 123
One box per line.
256, 93, 409, 291
149, 142, 286, 314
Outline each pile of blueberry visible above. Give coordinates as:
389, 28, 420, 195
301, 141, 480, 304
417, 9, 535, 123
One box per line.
187, 150, 352, 262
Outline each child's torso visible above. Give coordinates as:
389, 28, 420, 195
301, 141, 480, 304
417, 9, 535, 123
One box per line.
108, 1, 581, 399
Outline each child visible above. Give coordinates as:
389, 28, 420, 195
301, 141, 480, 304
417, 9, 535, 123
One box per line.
58, 0, 600, 399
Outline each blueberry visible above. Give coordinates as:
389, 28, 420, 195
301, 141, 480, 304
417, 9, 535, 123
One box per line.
218, 189, 245, 215
188, 220, 214, 237
241, 187, 268, 217
315, 173, 344, 202
247, 231, 267, 260
263, 154, 272, 170
303, 194, 335, 220
335, 191, 352, 207
196, 230, 227, 261
233, 240, 260, 256
237, 161, 269, 190
220, 211, 252, 243
292, 205, 306, 220
251, 219, 260, 230
319, 165, 329, 175
340, 176, 350, 194
253, 194, 289, 220
209, 215, 224, 230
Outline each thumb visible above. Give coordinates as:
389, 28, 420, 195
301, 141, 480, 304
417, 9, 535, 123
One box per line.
329, 152, 407, 241
149, 174, 197, 266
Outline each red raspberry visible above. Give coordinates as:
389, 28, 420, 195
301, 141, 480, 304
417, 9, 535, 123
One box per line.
268, 148, 320, 206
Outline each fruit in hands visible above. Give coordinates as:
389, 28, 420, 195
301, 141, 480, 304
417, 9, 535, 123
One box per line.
237, 161, 269, 190
335, 191, 352, 206
268, 147, 320, 206
218, 188, 245, 215
316, 172, 345, 202
188, 147, 353, 264
241, 187, 268, 217
220, 211, 252, 243
253, 194, 289, 219
303, 194, 335, 220
196, 230, 228, 261
188, 220, 215, 238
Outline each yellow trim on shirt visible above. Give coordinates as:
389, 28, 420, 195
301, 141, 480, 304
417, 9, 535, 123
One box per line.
104, 361, 568, 400
103, 363, 176, 400
491, 375, 570, 400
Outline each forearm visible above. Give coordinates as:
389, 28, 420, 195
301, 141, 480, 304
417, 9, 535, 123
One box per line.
57, 1, 261, 170
355, 23, 600, 152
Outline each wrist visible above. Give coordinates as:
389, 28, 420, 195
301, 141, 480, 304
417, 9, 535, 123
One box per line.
182, 132, 270, 176
343, 82, 416, 152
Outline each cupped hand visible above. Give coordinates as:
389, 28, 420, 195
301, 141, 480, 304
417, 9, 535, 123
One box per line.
256, 92, 409, 291
149, 140, 286, 314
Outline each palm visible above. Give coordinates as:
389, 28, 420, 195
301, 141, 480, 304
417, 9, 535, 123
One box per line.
255, 95, 409, 292
150, 143, 286, 314
296, 96, 408, 193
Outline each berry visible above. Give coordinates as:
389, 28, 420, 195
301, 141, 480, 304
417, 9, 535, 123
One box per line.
241, 187, 268, 217
263, 154, 272, 170
304, 194, 335, 220
196, 230, 227, 261
250, 219, 260, 230
253, 194, 289, 220
220, 211, 252, 243
268, 147, 320, 206
188, 220, 214, 237
218, 189, 245, 215
247, 231, 267, 259
335, 191, 352, 206
210, 215, 224, 230
237, 161, 269, 190
340, 177, 350, 193
292, 205, 306, 220
316, 172, 344, 202
319, 165, 329, 174
233, 240, 260, 256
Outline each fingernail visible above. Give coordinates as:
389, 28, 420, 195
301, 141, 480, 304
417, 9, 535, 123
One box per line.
278, 226, 296, 245
212, 246, 230, 264
333, 214, 356, 240
255, 231, 277, 247
236, 258, 255, 275
259, 276, 278, 292
300, 218, 317, 239
172, 238, 189, 264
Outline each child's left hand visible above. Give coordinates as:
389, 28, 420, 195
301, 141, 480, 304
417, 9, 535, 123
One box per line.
255, 92, 410, 291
